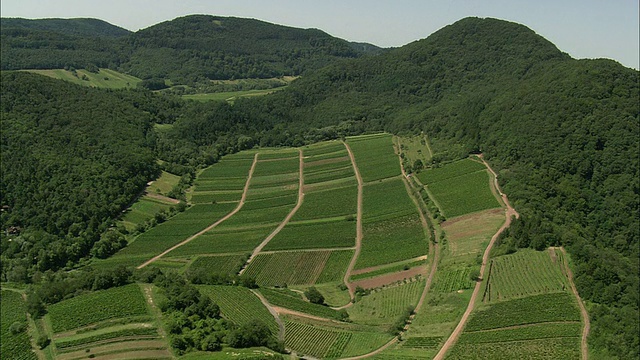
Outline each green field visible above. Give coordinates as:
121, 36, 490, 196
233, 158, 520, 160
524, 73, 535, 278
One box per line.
182, 87, 286, 102
347, 134, 402, 182
484, 248, 569, 302
47, 284, 150, 333
198, 285, 279, 335
348, 280, 425, 326
120, 196, 175, 231
0, 290, 37, 360
363, 178, 416, 221
259, 288, 345, 321
244, 251, 340, 286
185, 254, 249, 275
418, 159, 500, 218
25, 68, 141, 88
263, 219, 356, 250
148, 171, 181, 195
292, 186, 357, 221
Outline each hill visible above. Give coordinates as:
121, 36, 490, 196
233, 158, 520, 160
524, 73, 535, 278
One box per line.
1, 15, 381, 83
0, 17, 131, 37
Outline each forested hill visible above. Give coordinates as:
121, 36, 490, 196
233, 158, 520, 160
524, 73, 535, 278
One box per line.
1, 17, 131, 37
1, 15, 382, 83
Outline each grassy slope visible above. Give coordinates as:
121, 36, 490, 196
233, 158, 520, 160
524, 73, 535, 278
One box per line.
24, 68, 141, 88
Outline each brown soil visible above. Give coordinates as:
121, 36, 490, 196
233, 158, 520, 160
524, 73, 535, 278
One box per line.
351, 266, 428, 289
137, 153, 259, 269
350, 255, 428, 276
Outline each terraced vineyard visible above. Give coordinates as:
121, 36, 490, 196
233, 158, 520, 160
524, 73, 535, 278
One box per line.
348, 279, 425, 326
0, 290, 37, 360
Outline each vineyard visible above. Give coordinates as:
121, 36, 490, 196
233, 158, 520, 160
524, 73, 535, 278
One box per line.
198, 285, 279, 335
47, 284, 151, 333
243, 250, 332, 286
0, 290, 37, 360
346, 133, 401, 182
348, 279, 425, 326
431, 268, 473, 293
484, 248, 569, 302
259, 288, 346, 321
185, 254, 248, 275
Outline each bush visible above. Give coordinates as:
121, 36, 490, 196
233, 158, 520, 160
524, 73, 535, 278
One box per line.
9, 321, 26, 334
304, 287, 325, 305
36, 335, 50, 349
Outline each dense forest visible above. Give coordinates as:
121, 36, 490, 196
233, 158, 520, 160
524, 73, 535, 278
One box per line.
0, 16, 638, 359
1, 15, 381, 83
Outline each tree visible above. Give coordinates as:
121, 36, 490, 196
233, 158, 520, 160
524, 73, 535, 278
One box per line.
304, 287, 325, 305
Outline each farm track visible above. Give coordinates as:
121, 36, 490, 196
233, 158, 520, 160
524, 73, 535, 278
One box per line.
433, 155, 519, 360
557, 246, 590, 360
239, 150, 304, 274
136, 153, 259, 269
251, 290, 286, 341
340, 141, 364, 306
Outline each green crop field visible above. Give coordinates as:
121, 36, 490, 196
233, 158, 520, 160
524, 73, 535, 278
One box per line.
417, 159, 500, 218
316, 250, 354, 283
24, 68, 142, 88
466, 292, 580, 331
432, 267, 473, 293
293, 185, 357, 221
120, 196, 175, 231
446, 337, 580, 360
0, 290, 37, 360
47, 284, 150, 333
259, 288, 345, 321
198, 158, 255, 179
241, 194, 298, 210
258, 148, 300, 159
263, 219, 356, 250
302, 141, 346, 157
249, 172, 299, 188
185, 254, 248, 275
304, 166, 356, 184
244, 251, 331, 286
357, 213, 428, 269
484, 248, 569, 302
170, 227, 272, 256
460, 322, 581, 344
363, 178, 416, 221
198, 285, 279, 335
252, 157, 299, 177
350, 259, 426, 281
182, 87, 286, 102
304, 157, 352, 174
348, 280, 424, 326
347, 134, 401, 182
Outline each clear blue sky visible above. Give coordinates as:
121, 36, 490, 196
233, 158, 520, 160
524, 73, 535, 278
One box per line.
2, 0, 638, 69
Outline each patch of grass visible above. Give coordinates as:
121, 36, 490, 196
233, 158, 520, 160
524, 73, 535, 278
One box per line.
182, 87, 286, 102
259, 288, 345, 321
24, 68, 141, 88
148, 171, 181, 195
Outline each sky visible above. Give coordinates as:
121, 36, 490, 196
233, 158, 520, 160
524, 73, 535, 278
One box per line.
1, 0, 638, 69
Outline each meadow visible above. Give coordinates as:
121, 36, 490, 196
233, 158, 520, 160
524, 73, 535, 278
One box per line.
182, 87, 286, 102
24, 68, 142, 88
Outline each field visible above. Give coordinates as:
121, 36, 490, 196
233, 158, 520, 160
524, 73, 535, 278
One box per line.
190, 156, 255, 204
198, 285, 279, 335
418, 159, 500, 218
120, 196, 175, 231
348, 279, 425, 326
259, 288, 346, 321
148, 171, 181, 195
0, 290, 37, 360
396, 135, 433, 165
483, 248, 569, 302
185, 254, 249, 275
182, 87, 286, 102
47, 284, 150, 333
244, 251, 331, 286
24, 68, 142, 88
346, 133, 401, 182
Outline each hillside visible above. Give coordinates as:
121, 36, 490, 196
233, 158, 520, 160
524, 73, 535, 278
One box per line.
0, 15, 638, 360
1, 15, 381, 83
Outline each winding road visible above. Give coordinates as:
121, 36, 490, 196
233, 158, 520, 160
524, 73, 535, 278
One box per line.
433, 155, 519, 360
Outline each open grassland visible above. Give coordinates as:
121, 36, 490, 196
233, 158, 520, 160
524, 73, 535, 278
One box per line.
260, 288, 345, 321
292, 186, 357, 220
0, 290, 37, 360
182, 87, 287, 102
24, 68, 141, 88
198, 285, 279, 335
418, 159, 500, 218
484, 248, 569, 302
120, 196, 174, 231
397, 135, 432, 164
47, 284, 150, 333
148, 171, 181, 195
263, 219, 356, 250
244, 251, 331, 286
441, 209, 505, 263
185, 254, 248, 275
348, 279, 425, 326
357, 213, 428, 269
347, 133, 401, 182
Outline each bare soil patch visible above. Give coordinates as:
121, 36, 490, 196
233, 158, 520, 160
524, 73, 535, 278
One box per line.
351, 266, 427, 289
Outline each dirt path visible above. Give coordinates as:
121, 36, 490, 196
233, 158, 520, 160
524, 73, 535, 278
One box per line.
137, 153, 259, 269
558, 247, 590, 360
145, 192, 180, 204
239, 150, 304, 275
340, 141, 364, 306
251, 290, 286, 341
433, 156, 519, 360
